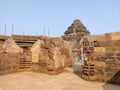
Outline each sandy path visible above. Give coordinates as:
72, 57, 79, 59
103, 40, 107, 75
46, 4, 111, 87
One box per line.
0, 71, 120, 90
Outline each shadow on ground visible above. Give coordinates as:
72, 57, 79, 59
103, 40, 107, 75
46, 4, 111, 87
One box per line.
66, 63, 82, 78
103, 71, 120, 90
66, 63, 120, 90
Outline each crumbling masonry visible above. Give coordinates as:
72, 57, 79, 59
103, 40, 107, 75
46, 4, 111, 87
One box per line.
63, 19, 120, 85
0, 19, 120, 85
81, 32, 120, 85
0, 35, 71, 75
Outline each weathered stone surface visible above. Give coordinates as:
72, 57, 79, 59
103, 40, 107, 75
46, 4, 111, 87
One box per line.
38, 37, 71, 73
106, 47, 119, 53
116, 57, 120, 60
62, 19, 90, 63
62, 19, 90, 42
0, 53, 19, 74
0, 35, 9, 40
0, 22, 120, 86
31, 40, 41, 63
64, 19, 90, 35
96, 68, 104, 75
110, 32, 120, 41
94, 47, 105, 53
95, 56, 107, 62
4, 38, 23, 53
82, 32, 120, 85
116, 53, 120, 56
0, 35, 72, 75
106, 53, 114, 57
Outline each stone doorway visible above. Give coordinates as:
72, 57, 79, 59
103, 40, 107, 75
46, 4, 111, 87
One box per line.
19, 47, 32, 70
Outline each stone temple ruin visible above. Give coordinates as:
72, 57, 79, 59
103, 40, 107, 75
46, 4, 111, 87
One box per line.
62, 19, 90, 63
81, 32, 120, 85
0, 35, 71, 74
0, 19, 120, 85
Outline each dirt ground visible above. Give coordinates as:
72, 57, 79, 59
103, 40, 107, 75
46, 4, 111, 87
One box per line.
0, 71, 120, 90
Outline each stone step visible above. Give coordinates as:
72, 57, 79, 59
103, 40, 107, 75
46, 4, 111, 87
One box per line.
20, 64, 31, 66
19, 68, 31, 71
19, 64, 31, 66
19, 62, 31, 64
19, 60, 31, 62
20, 65, 31, 67
20, 60, 31, 62
19, 67, 31, 69
20, 63, 31, 65
19, 63, 31, 66
19, 60, 32, 69
19, 65, 31, 68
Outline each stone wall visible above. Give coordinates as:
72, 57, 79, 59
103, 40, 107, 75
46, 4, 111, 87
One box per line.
4, 38, 23, 53
0, 53, 20, 75
0, 35, 21, 74
31, 39, 41, 63
0, 35, 72, 75
32, 37, 72, 74
81, 32, 120, 85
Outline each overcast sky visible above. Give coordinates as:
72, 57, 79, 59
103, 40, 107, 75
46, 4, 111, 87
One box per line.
0, 0, 120, 37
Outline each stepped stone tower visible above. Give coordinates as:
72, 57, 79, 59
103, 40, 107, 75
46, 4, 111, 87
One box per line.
62, 19, 90, 62
64, 19, 90, 35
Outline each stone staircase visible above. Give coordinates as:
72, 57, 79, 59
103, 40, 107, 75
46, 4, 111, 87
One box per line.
19, 49, 32, 71
19, 59, 31, 70
12, 35, 37, 71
